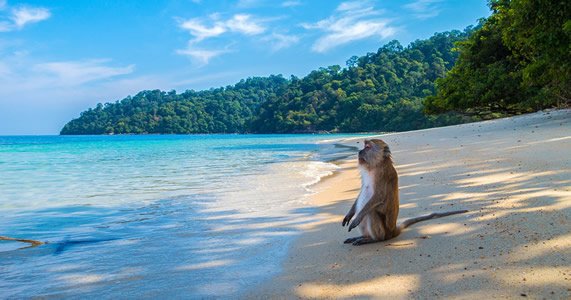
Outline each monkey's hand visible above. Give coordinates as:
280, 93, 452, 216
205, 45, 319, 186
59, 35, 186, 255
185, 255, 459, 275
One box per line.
348, 217, 361, 232
342, 213, 354, 227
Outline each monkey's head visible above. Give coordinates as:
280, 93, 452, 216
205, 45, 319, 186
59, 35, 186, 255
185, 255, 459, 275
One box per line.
358, 139, 391, 168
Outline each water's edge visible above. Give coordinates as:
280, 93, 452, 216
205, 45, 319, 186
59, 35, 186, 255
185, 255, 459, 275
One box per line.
240, 140, 364, 298
0, 134, 369, 298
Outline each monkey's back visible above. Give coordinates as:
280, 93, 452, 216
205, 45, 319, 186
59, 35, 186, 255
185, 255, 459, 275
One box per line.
374, 158, 399, 239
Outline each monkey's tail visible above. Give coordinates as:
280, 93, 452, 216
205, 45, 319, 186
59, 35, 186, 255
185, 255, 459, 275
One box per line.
399, 210, 468, 230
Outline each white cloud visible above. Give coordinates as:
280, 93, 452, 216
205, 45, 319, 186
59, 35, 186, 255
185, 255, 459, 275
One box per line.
176, 46, 229, 65
302, 1, 396, 53
226, 14, 265, 35
281, 1, 302, 7
0, 54, 135, 89
34, 59, 135, 86
0, 49, 178, 134
0, 48, 237, 134
177, 13, 266, 64
0, 4, 51, 32
179, 19, 226, 42
404, 0, 442, 20
336, 1, 365, 12
0, 53, 143, 134
11, 6, 51, 28
263, 33, 299, 51
178, 14, 266, 42
0, 51, 256, 134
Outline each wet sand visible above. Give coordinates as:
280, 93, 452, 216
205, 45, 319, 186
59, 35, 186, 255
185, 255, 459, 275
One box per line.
250, 109, 571, 299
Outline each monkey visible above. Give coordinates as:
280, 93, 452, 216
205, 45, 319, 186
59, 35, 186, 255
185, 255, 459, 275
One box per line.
341, 139, 468, 246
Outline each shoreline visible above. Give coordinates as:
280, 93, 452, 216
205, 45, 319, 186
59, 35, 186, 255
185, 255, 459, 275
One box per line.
0, 134, 363, 298
249, 109, 571, 298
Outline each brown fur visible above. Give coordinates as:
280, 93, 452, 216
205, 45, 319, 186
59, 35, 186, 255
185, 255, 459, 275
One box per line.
342, 139, 467, 245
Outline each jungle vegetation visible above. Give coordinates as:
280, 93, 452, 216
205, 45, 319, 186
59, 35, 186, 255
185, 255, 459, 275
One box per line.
61, 0, 569, 135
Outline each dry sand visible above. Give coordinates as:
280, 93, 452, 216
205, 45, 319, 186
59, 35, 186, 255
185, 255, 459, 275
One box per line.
250, 109, 571, 299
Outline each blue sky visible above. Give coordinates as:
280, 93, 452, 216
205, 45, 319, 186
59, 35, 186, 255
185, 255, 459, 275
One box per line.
0, 0, 490, 134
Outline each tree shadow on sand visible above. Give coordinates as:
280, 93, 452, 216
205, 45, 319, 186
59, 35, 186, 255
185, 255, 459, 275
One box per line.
268, 110, 570, 299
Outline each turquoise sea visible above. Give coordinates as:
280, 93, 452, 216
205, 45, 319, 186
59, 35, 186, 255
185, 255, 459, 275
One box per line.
0, 134, 361, 298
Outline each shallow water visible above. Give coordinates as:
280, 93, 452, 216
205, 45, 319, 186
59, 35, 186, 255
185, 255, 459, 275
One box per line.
0, 134, 361, 298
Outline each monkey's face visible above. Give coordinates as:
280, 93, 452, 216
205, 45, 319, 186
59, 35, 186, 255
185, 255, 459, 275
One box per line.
358, 139, 390, 168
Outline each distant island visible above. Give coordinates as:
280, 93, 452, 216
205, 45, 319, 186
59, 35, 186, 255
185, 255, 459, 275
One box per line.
61, 1, 569, 135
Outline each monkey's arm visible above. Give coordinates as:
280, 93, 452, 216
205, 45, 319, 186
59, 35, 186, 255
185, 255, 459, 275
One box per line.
347, 190, 388, 232
342, 200, 358, 227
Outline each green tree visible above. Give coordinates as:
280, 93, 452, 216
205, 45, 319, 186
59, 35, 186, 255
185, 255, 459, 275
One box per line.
425, 0, 571, 115
61, 30, 474, 135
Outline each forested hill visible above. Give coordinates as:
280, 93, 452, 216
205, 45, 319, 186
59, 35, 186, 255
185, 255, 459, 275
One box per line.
424, 0, 570, 114
61, 29, 474, 135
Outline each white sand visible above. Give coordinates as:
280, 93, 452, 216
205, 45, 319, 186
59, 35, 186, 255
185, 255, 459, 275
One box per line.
249, 109, 571, 299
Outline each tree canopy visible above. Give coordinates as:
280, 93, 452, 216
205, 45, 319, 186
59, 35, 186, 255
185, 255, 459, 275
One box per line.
424, 0, 571, 115
61, 28, 474, 135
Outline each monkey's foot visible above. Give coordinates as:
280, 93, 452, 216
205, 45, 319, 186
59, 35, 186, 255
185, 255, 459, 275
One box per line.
351, 237, 376, 246
344, 236, 363, 244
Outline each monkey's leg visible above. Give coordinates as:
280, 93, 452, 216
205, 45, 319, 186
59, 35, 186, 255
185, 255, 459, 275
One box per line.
344, 236, 364, 244
342, 201, 357, 227
352, 237, 378, 246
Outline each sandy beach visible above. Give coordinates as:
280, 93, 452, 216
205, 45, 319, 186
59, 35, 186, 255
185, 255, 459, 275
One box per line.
251, 109, 571, 299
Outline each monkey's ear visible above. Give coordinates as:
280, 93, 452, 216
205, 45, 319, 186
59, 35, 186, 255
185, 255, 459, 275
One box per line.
383, 145, 391, 158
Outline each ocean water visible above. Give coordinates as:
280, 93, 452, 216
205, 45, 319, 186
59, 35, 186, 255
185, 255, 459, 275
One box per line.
0, 134, 360, 298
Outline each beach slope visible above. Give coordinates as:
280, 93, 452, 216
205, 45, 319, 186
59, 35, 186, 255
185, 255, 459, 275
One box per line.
253, 109, 571, 299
